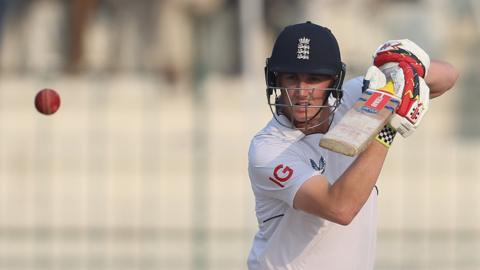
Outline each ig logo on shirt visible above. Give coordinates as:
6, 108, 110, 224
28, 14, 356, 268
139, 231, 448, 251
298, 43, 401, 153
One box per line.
268, 164, 293, 188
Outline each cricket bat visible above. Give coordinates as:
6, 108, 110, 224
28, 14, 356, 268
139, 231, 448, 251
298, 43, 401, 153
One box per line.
319, 81, 400, 156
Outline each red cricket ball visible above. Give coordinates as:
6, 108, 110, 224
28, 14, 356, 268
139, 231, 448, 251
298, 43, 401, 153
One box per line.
35, 88, 61, 115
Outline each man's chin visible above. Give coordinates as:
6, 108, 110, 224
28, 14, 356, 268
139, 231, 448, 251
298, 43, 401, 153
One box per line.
292, 113, 324, 126
292, 114, 316, 123
292, 118, 312, 128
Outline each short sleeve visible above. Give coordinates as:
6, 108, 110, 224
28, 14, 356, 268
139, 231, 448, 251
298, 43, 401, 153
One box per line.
248, 142, 319, 207
341, 76, 364, 108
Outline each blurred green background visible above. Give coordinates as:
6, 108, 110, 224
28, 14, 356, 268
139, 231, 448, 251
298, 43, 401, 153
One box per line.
0, 0, 479, 269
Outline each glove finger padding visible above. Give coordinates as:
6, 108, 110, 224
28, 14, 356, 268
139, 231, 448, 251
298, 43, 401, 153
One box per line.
363, 66, 386, 90
374, 39, 430, 77
363, 64, 404, 99
389, 77, 429, 137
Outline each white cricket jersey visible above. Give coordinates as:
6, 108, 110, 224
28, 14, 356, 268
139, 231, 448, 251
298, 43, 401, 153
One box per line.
247, 77, 378, 270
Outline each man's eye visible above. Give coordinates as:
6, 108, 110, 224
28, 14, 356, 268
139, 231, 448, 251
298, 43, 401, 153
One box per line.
309, 77, 323, 82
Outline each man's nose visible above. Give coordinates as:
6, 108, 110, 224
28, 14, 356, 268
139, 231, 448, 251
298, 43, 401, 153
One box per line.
296, 81, 312, 97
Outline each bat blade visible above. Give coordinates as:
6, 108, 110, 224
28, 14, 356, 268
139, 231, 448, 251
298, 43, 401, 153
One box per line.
320, 87, 400, 156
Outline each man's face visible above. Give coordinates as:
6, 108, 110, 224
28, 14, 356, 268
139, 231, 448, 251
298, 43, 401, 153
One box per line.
277, 73, 334, 126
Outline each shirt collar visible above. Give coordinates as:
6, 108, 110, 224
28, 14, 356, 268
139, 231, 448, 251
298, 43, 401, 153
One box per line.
269, 115, 305, 141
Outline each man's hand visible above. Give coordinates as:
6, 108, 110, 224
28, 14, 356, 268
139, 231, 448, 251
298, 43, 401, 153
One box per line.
372, 39, 431, 137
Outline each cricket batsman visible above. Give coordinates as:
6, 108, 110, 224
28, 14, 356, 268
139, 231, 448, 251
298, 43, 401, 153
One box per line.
247, 21, 458, 269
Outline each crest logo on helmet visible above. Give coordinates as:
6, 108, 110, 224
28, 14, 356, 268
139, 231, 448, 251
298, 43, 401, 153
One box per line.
297, 37, 310, 60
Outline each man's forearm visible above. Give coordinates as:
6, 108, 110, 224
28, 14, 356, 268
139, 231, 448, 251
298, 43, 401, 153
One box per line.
328, 141, 388, 223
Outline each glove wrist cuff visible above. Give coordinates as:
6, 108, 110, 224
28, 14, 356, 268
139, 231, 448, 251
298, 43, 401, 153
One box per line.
375, 124, 397, 148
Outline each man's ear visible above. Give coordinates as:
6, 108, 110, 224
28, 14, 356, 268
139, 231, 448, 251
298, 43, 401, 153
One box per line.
274, 72, 281, 87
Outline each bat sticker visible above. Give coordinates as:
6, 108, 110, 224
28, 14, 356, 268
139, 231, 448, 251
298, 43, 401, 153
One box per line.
365, 92, 391, 111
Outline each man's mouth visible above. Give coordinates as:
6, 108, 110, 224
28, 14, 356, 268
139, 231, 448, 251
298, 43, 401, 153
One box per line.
295, 101, 310, 107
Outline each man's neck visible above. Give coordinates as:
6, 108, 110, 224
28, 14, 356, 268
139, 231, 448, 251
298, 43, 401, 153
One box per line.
300, 121, 330, 135
296, 109, 333, 135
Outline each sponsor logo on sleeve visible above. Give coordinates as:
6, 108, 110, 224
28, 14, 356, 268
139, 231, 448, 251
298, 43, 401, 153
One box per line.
268, 164, 293, 188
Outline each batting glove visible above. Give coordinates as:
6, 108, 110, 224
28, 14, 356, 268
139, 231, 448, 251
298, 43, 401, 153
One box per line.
373, 39, 431, 138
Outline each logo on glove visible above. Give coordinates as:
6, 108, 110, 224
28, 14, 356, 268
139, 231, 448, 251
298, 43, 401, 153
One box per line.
407, 101, 424, 123
378, 41, 402, 52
